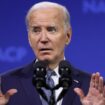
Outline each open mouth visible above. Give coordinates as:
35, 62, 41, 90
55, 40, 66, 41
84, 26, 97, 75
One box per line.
40, 48, 52, 52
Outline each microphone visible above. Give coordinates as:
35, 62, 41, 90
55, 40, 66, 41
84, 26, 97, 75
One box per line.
59, 60, 72, 89
57, 60, 72, 102
32, 60, 49, 102
32, 61, 47, 88
32, 60, 72, 104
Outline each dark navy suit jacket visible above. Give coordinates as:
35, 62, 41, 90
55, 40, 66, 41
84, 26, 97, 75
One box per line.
1, 61, 91, 105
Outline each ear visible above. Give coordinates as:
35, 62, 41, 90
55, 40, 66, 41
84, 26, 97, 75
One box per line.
65, 27, 72, 45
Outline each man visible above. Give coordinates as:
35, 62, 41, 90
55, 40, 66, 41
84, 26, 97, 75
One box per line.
0, 1, 105, 105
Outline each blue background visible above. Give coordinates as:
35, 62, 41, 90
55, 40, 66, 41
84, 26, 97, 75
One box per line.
0, 0, 105, 77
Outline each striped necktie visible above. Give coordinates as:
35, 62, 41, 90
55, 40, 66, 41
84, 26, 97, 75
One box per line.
41, 69, 56, 105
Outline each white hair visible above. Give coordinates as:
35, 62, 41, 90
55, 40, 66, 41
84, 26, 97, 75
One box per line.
25, 1, 71, 30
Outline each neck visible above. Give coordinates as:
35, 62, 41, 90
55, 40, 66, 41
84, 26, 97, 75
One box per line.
48, 57, 65, 70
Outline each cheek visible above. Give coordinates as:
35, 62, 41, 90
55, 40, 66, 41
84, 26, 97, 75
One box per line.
29, 37, 38, 51
54, 39, 66, 52
57, 35, 66, 46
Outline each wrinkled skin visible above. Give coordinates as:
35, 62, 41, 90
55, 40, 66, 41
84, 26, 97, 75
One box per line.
74, 72, 105, 105
28, 7, 71, 69
0, 88, 17, 105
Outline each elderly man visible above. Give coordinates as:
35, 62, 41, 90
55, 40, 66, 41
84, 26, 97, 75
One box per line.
0, 1, 105, 105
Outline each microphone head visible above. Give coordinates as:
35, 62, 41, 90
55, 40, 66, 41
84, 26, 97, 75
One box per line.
59, 60, 72, 77
32, 60, 48, 88
33, 60, 48, 77
58, 60, 72, 88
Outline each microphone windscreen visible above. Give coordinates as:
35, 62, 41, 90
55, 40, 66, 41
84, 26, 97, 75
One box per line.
33, 60, 48, 77
59, 60, 72, 76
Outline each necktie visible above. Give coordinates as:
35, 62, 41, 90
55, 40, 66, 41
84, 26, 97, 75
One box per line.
41, 69, 56, 105
46, 70, 56, 88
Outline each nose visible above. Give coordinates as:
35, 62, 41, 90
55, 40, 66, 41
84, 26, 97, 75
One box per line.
40, 29, 48, 43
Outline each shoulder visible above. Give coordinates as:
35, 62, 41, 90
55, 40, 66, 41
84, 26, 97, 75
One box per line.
0, 61, 35, 93
71, 65, 91, 80
0, 60, 35, 79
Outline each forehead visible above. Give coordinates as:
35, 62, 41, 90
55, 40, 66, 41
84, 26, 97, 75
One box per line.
28, 7, 64, 26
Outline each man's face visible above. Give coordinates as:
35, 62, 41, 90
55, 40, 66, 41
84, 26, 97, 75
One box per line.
28, 8, 71, 64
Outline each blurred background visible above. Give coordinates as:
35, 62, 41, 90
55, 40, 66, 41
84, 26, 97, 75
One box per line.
0, 0, 105, 77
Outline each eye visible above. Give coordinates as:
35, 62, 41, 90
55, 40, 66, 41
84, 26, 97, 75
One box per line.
31, 26, 41, 33
47, 26, 57, 33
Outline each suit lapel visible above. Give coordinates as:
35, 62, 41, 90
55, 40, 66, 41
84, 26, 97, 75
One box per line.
20, 62, 42, 105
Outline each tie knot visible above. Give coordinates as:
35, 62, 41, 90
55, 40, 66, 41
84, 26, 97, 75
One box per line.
46, 69, 56, 88
46, 69, 56, 78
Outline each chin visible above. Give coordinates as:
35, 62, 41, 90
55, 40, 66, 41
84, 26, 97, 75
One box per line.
38, 56, 53, 62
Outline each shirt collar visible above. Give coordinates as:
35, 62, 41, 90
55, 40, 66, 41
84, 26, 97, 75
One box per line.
53, 66, 60, 78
